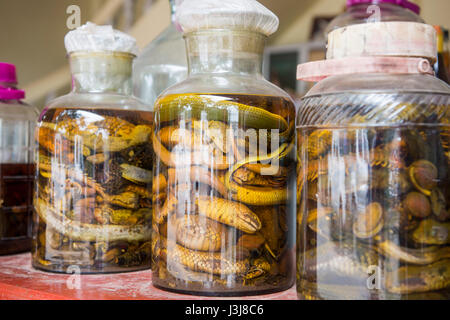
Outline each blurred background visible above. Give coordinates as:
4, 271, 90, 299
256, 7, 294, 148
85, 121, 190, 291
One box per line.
0, 0, 449, 109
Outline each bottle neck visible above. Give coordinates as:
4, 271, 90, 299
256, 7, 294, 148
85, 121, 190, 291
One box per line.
185, 30, 266, 77
169, 0, 178, 24
69, 52, 134, 95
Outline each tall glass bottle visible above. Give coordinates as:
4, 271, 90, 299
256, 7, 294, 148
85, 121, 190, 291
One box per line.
152, 0, 296, 296
0, 63, 38, 255
33, 24, 152, 273
133, 0, 187, 106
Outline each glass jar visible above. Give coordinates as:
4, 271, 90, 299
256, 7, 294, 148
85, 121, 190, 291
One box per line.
133, 0, 187, 106
32, 50, 153, 273
326, 0, 423, 34
0, 63, 38, 255
296, 64, 450, 299
152, 28, 296, 296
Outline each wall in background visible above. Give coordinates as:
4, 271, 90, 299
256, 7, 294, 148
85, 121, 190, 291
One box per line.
269, 0, 344, 45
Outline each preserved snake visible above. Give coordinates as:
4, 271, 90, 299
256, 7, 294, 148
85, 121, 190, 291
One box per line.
34, 108, 153, 273
152, 93, 296, 294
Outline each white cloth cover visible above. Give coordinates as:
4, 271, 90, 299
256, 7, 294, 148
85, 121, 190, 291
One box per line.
65, 22, 138, 55
176, 0, 279, 36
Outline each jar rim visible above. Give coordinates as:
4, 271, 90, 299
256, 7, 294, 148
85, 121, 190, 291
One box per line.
68, 51, 136, 59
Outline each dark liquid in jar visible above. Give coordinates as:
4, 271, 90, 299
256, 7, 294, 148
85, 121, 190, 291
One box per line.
297, 125, 450, 300
33, 107, 153, 273
0, 163, 34, 255
152, 93, 296, 296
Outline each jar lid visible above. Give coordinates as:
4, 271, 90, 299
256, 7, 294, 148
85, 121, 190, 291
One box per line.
327, 22, 437, 61
176, 0, 279, 36
65, 22, 138, 55
297, 56, 434, 82
346, 0, 421, 15
0, 63, 25, 100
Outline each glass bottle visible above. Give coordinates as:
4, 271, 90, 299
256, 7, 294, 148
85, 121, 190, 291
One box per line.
133, 0, 187, 107
296, 22, 450, 299
152, 1, 296, 296
32, 25, 152, 273
326, 0, 424, 34
0, 62, 38, 255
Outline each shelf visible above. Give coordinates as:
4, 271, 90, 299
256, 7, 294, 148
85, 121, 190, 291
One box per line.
0, 253, 297, 300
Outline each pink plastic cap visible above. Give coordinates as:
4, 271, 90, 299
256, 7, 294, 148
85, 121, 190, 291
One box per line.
347, 0, 421, 15
0, 62, 25, 100
297, 56, 434, 82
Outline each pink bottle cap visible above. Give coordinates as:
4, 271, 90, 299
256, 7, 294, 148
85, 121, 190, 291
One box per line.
0, 62, 25, 100
346, 0, 421, 15
297, 56, 434, 82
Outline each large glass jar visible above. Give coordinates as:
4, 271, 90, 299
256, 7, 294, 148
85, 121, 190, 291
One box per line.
133, 0, 187, 107
326, 0, 423, 34
152, 0, 296, 296
32, 25, 152, 273
296, 62, 450, 299
0, 63, 38, 255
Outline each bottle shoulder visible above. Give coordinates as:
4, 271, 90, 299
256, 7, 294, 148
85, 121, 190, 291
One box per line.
0, 100, 39, 120
297, 74, 450, 127
305, 73, 450, 97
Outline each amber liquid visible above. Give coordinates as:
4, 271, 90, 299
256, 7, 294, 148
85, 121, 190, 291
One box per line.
0, 163, 34, 255
33, 107, 153, 273
152, 93, 296, 296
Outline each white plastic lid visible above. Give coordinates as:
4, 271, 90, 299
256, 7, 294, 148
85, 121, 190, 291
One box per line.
327, 22, 437, 61
65, 22, 138, 55
176, 0, 279, 36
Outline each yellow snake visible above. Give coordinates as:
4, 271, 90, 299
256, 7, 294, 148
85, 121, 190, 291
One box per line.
224, 142, 294, 206
155, 94, 290, 140
40, 119, 152, 153
386, 259, 450, 294
154, 93, 295, 206
156, 237, 253, 277
175, 215, 226, 252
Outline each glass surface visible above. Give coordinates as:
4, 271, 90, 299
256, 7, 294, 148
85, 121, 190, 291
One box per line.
0, 99, 38, 255
152, 30, 296, 296
296, 74, 450, 299
32, 53, 152, 273
133, 8, 187, 108
326, 2, 424, 35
